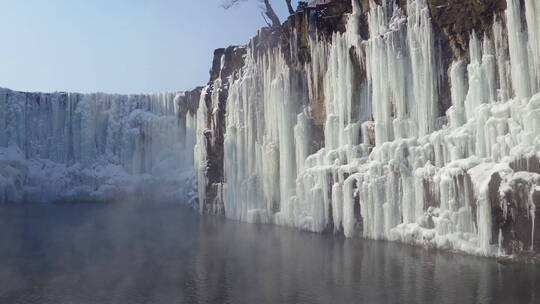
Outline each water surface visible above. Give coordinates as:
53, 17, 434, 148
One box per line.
0, 202, 538, 304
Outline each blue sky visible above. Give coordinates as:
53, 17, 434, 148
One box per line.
0, 0, 297, 94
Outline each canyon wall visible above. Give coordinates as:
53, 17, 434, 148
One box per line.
0, 88, 198, 204
194, 0, 540, 261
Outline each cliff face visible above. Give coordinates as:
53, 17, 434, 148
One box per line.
194, 0, 540, 262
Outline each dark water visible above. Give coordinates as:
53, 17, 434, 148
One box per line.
0, 203, 539, 304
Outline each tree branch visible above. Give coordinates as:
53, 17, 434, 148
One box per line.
262, 0, 281, 27
285, 0, 295, 14
261, 11, 272, 27
222, 0, 281, 27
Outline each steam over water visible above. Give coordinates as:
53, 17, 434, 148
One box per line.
0, 202, 538, 304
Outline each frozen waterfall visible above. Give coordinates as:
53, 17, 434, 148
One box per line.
0, 88, 197, 204
195, 0, 540, 257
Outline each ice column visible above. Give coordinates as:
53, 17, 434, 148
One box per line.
506, 0, 533, 99
407, 0, 438, 136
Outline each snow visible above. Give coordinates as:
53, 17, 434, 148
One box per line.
0, 88, 196, 204
192, 0, 540, 257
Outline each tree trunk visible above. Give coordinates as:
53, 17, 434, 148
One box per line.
285, 0, 295, 14
263, 0, 281, 27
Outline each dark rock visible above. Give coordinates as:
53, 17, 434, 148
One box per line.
499, 174, 540, 256
176, 86, 202, 116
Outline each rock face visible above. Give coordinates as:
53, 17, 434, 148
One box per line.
177, 86, 203, 117
427, 0, 507, 58
196, 46, 247, 215
194, 0, 540, 261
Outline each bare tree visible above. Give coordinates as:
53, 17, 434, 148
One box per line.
222, 0, 295, 28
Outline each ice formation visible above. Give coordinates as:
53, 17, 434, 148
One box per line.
0, 88, 196, 204
195, 0, 540, 257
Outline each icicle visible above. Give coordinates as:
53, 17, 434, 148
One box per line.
464, 32, 497, 122
524, 0, 540, 94
196, 86, 210, 213
332, 182, 344, 232
294, 111, 311, 176
343, 176, 357, 237
493, 17, 512, 101
448, 61, 467, 127
407, 0, 438, 136
498, 228, 504, 256
506, 0, 532, 99
530, 188, 537, 251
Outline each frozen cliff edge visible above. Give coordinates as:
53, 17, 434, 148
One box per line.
0, 88, 200, 205
194, 0, 540, 261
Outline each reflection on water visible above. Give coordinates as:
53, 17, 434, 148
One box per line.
0, 202, 538, 304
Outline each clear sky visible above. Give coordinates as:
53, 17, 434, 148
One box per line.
0, 0, 297, 94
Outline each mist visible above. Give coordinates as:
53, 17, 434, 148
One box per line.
2, 200, 540, 304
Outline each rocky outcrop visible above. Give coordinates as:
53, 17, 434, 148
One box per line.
197, 46, 247, 215
176, 86, 203, 116
428, 0, 507, 58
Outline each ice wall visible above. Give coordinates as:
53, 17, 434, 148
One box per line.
0, 88, 197, 204
194, 0, 540, 258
